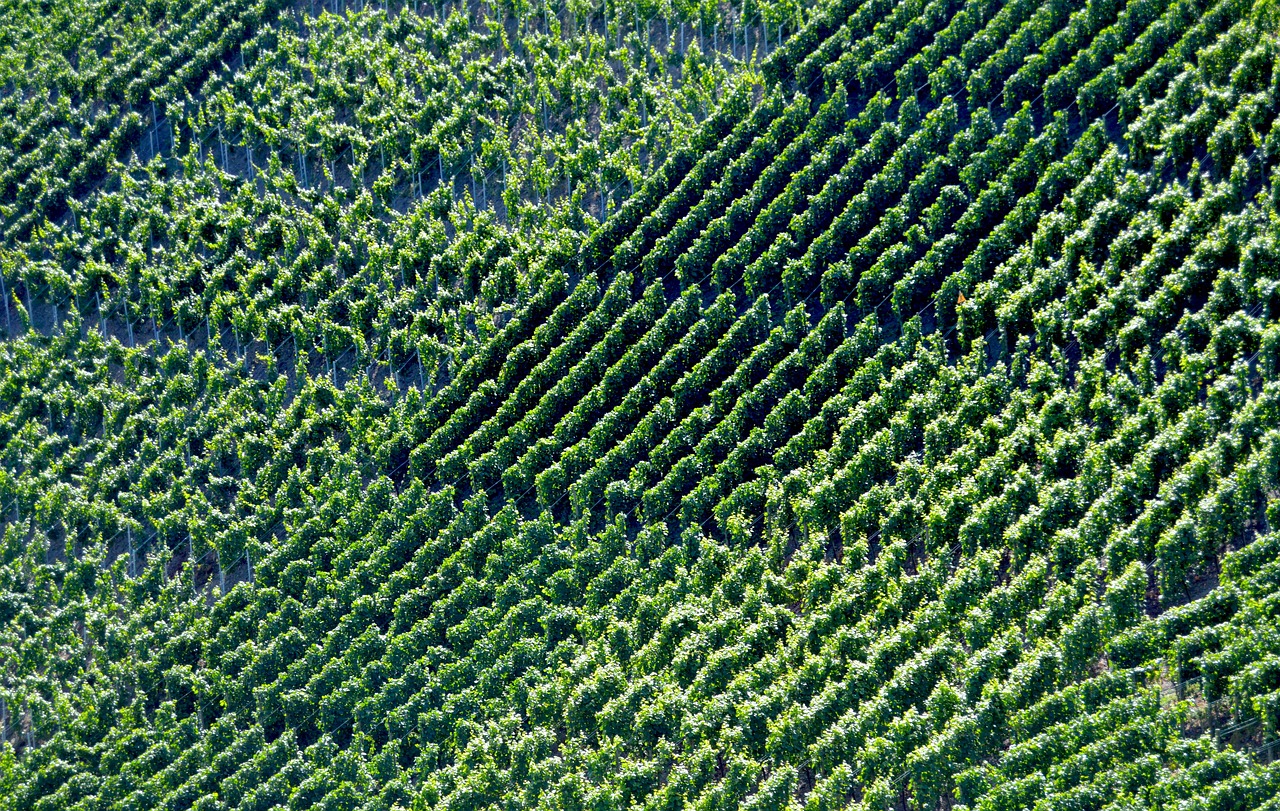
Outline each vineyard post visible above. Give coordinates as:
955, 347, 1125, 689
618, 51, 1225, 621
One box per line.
123, 294, 134, 347
1, 273, 9, 333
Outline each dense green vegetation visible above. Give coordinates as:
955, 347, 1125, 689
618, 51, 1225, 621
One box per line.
2, 0, 1280, 808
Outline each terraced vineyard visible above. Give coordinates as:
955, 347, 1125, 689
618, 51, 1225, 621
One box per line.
3, 0, 1280, 808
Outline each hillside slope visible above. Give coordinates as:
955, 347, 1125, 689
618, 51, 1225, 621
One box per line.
4, 0, 1280, 809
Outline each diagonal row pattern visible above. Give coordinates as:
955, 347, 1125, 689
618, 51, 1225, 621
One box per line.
2, 0, 1280, 808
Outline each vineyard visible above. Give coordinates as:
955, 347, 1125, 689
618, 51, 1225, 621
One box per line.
2, 0, 1280, 807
